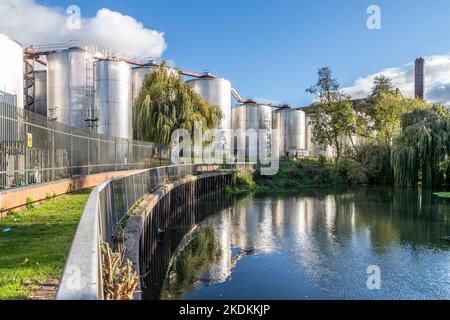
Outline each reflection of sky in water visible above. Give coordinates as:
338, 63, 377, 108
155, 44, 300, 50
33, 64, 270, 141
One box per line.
161, 187, 450, 300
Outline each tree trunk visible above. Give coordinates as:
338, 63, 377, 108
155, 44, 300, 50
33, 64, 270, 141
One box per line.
334, 137, 341, 160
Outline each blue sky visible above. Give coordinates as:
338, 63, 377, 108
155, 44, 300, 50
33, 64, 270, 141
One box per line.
10, 0, 450, 105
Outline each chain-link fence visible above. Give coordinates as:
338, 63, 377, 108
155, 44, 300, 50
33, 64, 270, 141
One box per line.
0, 101, 170, 190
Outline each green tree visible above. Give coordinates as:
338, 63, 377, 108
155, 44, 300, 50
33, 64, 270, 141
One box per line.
306, 67, 356, 159
391, 104, 450, 187
372, 92, 428, 144
356, 75, 428, 144
369, 75, 395, 102
133, 64, 222, 145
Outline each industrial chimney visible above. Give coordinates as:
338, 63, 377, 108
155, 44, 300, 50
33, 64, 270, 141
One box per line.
414, 57, 425, 99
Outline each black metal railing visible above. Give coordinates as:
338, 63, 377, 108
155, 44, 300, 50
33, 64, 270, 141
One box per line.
0, 102, 170, 190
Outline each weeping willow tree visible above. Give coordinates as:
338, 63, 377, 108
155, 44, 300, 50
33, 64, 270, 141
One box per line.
133, 64, 222, 144
391, 105, 450, 187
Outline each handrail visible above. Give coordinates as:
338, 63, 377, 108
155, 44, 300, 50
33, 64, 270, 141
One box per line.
56, 163, 252, 300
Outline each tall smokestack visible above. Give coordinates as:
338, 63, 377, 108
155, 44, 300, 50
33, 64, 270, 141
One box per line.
415, 57, 425, 99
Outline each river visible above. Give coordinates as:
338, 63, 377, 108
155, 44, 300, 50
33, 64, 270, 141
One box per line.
143, 186, 450, 300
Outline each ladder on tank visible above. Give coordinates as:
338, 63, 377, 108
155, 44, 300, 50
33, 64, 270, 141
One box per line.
84, 56, 98, 130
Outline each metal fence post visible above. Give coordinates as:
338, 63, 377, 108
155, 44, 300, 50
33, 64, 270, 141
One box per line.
70, 128, 74, 177
115, 139, 118, 172
87, 137, 91, 175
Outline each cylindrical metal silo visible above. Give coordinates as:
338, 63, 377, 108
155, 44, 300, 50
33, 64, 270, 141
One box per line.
186, 74, 232, 159
305, 115, 316, 157
272, 108, 289, 158
95, 59, 132, 140
273, 108, 306, 158
305, 114, 335, 158
289, 109, 306, 154
131, 66, 152, 105
231, 102, 272, 161
47, 47, 92, 129
33, 70, 47, 117
186, 74, 232, 133
0, 34, 23, 109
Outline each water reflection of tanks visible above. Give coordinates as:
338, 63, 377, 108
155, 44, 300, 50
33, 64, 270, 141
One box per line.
95, 59, 132, 140
231, 102, 272, 161
208, 210, 233, 284
33, 70, 47, 117
229, 196, 274, 253
186, 74, 232, 152
47, 47, 93, 128
272, 107, 306, 157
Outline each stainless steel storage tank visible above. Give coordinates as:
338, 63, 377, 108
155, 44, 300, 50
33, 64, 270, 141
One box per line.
95, 59, 132, 140
131, 66, 152, 105
0, 34, 23, 109
185, 74, 232, 134
272, 107, 289, 157
273, 107, 306, 158
305, 114, 334, 158
186, 74, 232, 159
34, 70, 47, 117
290, 109, 306, 153
47, 47, 92, 129
231, 102, 272, 161
305, 115, 316, 157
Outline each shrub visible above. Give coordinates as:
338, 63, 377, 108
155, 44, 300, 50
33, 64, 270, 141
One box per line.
67, 183, 75, 193
25, 197, 35, 210
338, 143, 392, 185
232, 169, 256, 191
318, 155, 326, 165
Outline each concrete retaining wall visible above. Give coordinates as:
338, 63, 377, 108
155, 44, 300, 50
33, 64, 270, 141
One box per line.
123, 172, 232, 300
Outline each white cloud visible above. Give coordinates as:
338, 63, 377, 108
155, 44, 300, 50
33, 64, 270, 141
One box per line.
342, 55, 450, 105
0, 0, 166, 58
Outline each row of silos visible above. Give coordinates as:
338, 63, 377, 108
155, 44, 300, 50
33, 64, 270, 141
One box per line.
44, 47, 142, 140
0, 32, 333, 158
186, 73, 334, 160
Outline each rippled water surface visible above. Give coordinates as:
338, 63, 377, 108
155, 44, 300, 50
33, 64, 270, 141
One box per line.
143, 187, 450, 300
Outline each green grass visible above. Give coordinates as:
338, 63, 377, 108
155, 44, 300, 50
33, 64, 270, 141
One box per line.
0, 189, 91, 300
434, 192, 450, 199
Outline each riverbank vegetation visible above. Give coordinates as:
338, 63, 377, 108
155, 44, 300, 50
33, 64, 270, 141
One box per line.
226, 159, 348, 194
0, 190, 90, 299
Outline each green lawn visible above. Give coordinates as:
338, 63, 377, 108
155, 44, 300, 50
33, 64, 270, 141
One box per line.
0, 190, 90, 300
